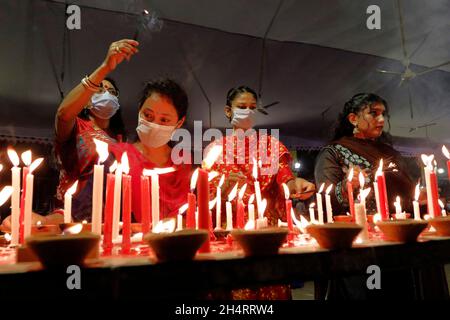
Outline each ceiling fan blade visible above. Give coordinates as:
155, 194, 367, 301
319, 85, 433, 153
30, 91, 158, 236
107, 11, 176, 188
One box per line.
257, 108, 269, 115
396, 0, 409, 64
407, 83, 413, 119
416, 60, 450, 76
409, 28, 433, 60
376, 69, 402, 75
418, 123, 437, 129
262, 101, 280, 109
398, 78, 405, 87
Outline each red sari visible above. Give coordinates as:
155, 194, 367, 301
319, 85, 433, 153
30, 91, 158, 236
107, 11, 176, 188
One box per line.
205, 132, 294, 300
120, 143, 191, 222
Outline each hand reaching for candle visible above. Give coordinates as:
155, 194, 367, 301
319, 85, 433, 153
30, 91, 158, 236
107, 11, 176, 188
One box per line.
288, 178, 315, 200
103, 39, 139, 72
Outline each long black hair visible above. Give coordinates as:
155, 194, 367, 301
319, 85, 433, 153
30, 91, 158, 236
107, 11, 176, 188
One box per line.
333, 93, 392, 144
225, 86, 258, 121
79, 77, 127, 141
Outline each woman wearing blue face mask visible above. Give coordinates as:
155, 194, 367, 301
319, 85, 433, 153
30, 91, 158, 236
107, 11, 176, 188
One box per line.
120, 79, 192, 223
51, 39, 139, 222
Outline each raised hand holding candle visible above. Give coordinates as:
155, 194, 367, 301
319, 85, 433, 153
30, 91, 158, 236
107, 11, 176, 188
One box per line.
346, 168, 355, 221
121, 153, 132, 251
413, 183, 421, 220
215, 174, 225, 230
7, 149, 21, 246
24, 157, 43, 239
375, 159, 389, 220
104, 162, 117, 248
64, 181, 78, 223
316, 183, 325, 224
309, 203, 316, 223
237, 183, 247, 229
325, 184, 334, 223
187, 169, 198, 229
226, 183, 238, 231
92, 139, 109, 236
443, 146, 450, 180
282, 183, 294, 232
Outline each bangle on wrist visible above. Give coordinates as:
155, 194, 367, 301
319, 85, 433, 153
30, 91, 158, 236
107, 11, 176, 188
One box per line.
81, 76, 101, 92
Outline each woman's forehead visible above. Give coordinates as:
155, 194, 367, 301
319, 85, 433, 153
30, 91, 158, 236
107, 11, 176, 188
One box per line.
141, 93, 178, 116
233, 92, 257, 105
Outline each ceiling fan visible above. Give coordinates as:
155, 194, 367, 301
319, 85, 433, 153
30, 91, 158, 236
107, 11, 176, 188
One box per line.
376, 0, 450, 119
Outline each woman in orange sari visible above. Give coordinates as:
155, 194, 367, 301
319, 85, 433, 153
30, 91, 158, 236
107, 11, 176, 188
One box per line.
205, 86, 315, 299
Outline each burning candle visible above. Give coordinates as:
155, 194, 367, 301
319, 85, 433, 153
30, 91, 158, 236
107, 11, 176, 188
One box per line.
199, 145, 223, 252
394, 195, 406, 219
438, 199, 447, 216
252, 158, 263, 218
309, 203, 316, 223
316, 183, 325, 224
292, 207, 310, 233
236, 183, 247, 229
24, 158, 43, 240
375, 159, 389, 221
413, 183, 421, 220
19, 150, 31, 244
187, 169, 198, 229
7, 149, 21, 246
282, 183, 293, 233
346, 167, 355, 221
248, 194, 255, 225
256, 199, 268, 229
443, 146, 450, 181
104, 161, 117, 248
226, 183, 238, 231
215, 174, 225, 230
140, 171, 151, 235
177, 203, 188, 231
64, 180, 78, 223
121, 153, 132, 251
112, 160, 123, 241
355, 187, 371, 242
325, 184, 334, 223
92, 139, 108, 236
421, 154, 440, 218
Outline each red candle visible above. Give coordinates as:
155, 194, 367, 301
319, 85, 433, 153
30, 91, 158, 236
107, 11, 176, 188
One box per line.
447, 160, 450, 181
236, 199, 245, 229
281, 184, 293, 233
121, 154, 132, 252
19, 166, 29, 244
140, 175, 151, 234
429, 171, 441, 217
197, 168, 210, 253
375, 160, 389, 221
187, 192, 196, 229
103, 172, 115, 249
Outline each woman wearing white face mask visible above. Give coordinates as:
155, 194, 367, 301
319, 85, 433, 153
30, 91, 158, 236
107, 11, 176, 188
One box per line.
51, 39, 138, 222
120, 79, 192, 223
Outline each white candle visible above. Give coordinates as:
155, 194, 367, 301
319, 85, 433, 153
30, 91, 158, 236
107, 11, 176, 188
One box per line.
325, 184, 333, 223
248, 194, 255, 223
413, 201, 420, 220
355, 202, 368, 242
316, 183, 325, 224
10, 166, 21, 245
151, 173, 160, 231
394, 196, 402, 216
226, 201, 233, 231
195, 210, 199, 230
92, 164, 104, 235
23, 173, 34, 239
177, 214, 183, 231
64, 181, 78, 223
309, 203, 316, 223
112, 163, 122, 240
422, 155, 435, 218
256, 217, 268, 229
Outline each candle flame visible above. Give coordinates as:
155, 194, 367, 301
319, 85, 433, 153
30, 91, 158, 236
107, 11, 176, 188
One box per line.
218, 174, 225, 188
93, 139, 109, 164
252, 158, 258, 179
209, 198, 217, 210
36, 221, 42, 227
282, 183, 290, 200
208, 171, 219, 181
21, 150, 32, 166
65, 180, 78, 197
438, 199, 445, 209
376, 159, 383, 177
238, 183, 247, 200
358, 172, 365, 189
7, 148, 20, 167
347, 167, 354, 181
421, 154, 434, 168
442, 146, 450, 160
318, 183, 325, 193
414, 183, 420, 201
291, 207, 309, 232
203, 145, 223, 170
0, 164, 2, 173
190, 168, 199, 191
143, 167, 176, 176
278, 219, 287, 227
64, 223, 83, 235
4, 233, 11, 242
248, 194, 255, 204
0, 186, 13, 207
373, 213, 382, 224
29, 158, 43, 174
110, 161, 118, 173
178, 203, 189, 215
325, 184, 333, 195
121, 153, 130, 175
394, 195, 401, 208
228, 183, 239, 202
309, 203, 316, 208
244, 220, 255, 230
361, 187, 371, 199
82, 220, 88, 224
153, 218, 176, 234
